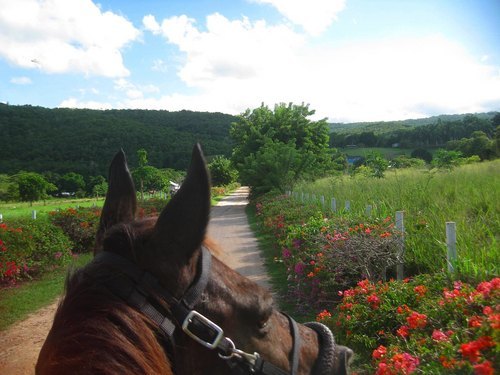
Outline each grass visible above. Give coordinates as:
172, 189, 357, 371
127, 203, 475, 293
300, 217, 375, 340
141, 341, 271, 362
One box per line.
0, 197, 104, 220
293, 160, 499, 281
0, 253, 92, 331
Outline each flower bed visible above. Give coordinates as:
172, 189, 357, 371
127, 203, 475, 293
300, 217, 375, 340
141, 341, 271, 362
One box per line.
49, 207, 101, 253
253, 193, 402, 306
0, 220, 72, 285
318, 275, 499, 374
252, 193, 499, 373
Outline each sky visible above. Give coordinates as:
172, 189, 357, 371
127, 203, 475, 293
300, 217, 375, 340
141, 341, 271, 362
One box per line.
0, 0, 499, 123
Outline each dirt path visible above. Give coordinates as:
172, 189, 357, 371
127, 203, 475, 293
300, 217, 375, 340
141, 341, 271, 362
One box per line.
0, 186, 269, 374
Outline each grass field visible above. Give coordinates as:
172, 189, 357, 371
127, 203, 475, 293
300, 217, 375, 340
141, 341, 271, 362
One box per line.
0, 252, 92, 331
294, 160, 499, 281
0, 198, 104, 220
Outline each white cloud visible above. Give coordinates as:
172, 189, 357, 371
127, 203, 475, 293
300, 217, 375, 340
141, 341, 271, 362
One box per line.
113, 78, 160, 100
59, 97, 112, 110
0, 0, 140, 77
252, 0, 346, 36
10, 76, 32, 85
143, 13, 304, 88
143, 12, 500, 122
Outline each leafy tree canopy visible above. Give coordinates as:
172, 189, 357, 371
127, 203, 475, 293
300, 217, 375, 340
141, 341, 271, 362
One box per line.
208, 156, 238, 186
230, 103, 332, 194
15, 171, 56, 204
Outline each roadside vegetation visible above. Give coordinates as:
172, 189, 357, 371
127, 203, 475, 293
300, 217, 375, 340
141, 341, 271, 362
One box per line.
234, 104, 499, 374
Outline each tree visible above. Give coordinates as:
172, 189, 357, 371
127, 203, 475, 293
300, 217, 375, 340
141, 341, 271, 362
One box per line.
230, 103, 332, 194
208, 156, 238, 186
59, 172, 85, 195
132, 150, 168, 199
15, 172, 56, 205
432, 149, 463, 169
364, 151, 389, 178
411, 148, 433, 163
239, 140, 313, 196
87, 175, 108, 198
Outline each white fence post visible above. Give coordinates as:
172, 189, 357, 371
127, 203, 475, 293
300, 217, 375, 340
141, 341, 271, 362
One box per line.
446, 222, 457, 273
344, 200, 350, 211
365, 205, 372, 216
396, 211, 405, 280
320, 195, 325, 208
331, 198, 337, 213
301, 192, 304, 203
0, 213, 3, 222
32, 210, 37, 220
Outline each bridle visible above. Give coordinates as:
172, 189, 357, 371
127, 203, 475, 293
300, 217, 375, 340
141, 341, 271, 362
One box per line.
91, 246, 335, 375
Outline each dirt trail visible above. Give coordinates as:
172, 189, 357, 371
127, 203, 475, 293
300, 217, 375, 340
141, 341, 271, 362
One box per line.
0, 186, 269, 374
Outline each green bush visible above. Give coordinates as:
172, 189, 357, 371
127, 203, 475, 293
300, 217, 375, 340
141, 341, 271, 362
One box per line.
0, 219, 72, 284
49, 207, 101, 253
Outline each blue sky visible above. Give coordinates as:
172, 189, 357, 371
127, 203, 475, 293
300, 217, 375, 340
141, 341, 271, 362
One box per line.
0, 0, 499, 122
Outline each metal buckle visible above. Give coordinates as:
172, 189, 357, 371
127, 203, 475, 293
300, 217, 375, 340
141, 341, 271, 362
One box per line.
182, 310, 224, 350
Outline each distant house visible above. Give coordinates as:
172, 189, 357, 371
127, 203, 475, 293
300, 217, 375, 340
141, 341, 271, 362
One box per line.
392, 143, 400, 148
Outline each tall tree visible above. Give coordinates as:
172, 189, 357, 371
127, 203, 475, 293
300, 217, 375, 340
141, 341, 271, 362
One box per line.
230, 103, 332, 194
15, 172, 56, 205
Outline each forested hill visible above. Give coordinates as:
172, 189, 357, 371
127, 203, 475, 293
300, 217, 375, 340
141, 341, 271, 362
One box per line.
0, 104, 236, 178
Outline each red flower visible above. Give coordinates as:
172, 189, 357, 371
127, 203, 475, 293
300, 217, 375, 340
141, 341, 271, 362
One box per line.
468, 315, 483, 328
473, 360, 494, 375
367, 294, 381, 309
396, 304, 411, 315
440, 356, 458, 369
487, 313, 500, 330
372, 345, 387, 360
413, 285, 427, 298
460, 336, 494, 363
397, 325, 410, 338
316, 310, 332, 321
483, 306, 493, 315
406, 311, 427, 329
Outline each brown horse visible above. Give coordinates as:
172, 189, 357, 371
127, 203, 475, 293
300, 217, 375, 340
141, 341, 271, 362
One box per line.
36, 144, 352, 375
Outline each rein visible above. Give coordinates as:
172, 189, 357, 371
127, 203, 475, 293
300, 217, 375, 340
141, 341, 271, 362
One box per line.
91, 247, 332, 375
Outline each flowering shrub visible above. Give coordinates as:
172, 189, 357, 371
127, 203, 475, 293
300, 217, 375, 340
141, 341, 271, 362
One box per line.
137, 198, 167, 218
317, 275, 499, 374
0, 220, 72, 284
253, 193, 401, 305
49, 207, 101, 253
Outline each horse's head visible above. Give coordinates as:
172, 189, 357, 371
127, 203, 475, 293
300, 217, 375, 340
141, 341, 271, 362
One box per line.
38, 144, 352, 375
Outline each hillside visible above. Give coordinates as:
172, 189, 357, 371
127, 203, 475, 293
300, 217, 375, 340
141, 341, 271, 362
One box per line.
329, 112, 498, 134
330, 112, 498, 148
0, 104, 236, 178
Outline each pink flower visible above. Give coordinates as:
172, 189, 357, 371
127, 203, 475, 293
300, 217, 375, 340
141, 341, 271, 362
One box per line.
294, 262, 305, 275
431, 329, 449, 342
282, 248, 291, 259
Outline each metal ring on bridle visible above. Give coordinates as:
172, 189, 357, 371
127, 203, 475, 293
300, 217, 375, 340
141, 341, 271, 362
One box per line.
219, 337, 260, 366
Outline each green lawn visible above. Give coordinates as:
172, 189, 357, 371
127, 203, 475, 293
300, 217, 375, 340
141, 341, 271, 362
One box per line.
0, 253, 93, 331
0, 198, 104, 220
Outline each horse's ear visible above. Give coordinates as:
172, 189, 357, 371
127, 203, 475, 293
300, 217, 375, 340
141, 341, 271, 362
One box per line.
95, 150, 137, 252
152, 143, 211, 259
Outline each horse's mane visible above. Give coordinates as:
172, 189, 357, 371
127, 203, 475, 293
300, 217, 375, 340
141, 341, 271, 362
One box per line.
37, 258, 173, 374
37, 233, 226, 375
